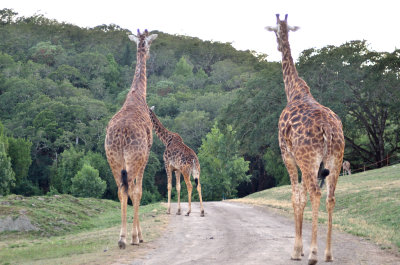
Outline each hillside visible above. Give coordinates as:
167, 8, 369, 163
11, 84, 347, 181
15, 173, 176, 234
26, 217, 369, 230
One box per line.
0, 194, 167, 264
234, 165, 400, 252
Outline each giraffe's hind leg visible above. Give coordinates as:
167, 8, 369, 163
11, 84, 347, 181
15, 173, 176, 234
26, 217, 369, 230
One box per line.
165, 165, 173, 215
298, 159, 322, 265
282, 150, 306, 260
196, 178, 205, 217
183, 172, 193, 216
175, 171, 182, 215
108, 161, 128, 249
324, 156, 342, 262
126, 160, 146, 245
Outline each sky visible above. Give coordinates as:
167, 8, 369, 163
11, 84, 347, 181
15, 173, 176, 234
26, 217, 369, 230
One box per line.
2, 0, 400, 62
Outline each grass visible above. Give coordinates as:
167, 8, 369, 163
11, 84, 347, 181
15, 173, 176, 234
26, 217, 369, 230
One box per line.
0, 194, 168, 264
234, 164, 400, 252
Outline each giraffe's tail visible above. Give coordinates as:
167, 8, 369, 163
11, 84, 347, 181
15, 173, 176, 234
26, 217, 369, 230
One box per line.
317, 163, 330, 188
121, 169, 128, 192
318, 124, 334, 188
192, 159, 200, 187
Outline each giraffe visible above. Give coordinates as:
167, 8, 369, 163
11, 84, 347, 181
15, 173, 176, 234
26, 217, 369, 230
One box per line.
149, 106, 205, 217
342, 161, 351, 175
105, 29, 157, 249
266, 15, 344, 264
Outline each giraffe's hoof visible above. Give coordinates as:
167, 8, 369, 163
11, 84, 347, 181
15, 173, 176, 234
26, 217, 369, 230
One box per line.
118, 240, 126, 249
139, 239, 144, 243
325, 251, 333, 262
130, 240, 139, 245
200, 210, 205, 217
176, 210, 181, 215
308, 258, 318, 265
308, 250, 318, 265
291, 247, 302, 260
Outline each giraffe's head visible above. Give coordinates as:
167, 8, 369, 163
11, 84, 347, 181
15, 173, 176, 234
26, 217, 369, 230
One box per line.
265, 14, 299, 52
128, 29, 158, 59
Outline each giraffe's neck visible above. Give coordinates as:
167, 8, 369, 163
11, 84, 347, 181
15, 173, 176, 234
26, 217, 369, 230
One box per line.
125, 51, 147, 104
280, 36, 310, 103
149, 110, 174, 146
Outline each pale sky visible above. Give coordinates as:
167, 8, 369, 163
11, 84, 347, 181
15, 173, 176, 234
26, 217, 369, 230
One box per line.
2, 0, 400, 62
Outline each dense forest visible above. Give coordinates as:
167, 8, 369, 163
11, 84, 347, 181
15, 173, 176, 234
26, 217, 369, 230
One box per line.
0, 9, 399, 203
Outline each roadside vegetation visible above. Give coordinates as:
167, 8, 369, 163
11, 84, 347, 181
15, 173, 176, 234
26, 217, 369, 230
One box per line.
0, 195, 167, 264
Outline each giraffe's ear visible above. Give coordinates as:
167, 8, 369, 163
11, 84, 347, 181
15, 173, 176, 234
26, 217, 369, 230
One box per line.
150, 106, 155, 111
146, 34, 158, 44
128, 34, 139, 43
265, 26, 277, 32
288, 26, 300, 32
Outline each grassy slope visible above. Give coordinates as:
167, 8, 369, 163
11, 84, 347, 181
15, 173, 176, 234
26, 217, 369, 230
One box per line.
0, 195, 168, 265
234, 164, 400, 252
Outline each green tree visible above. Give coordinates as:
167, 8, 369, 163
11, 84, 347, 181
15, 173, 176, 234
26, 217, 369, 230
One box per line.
81, 151, 117, 200
0, 123, 15, 195
173, 56, 194, 78
7, 137, 33, 193
71, 163, 106, 198
172, 110, 211, 151
198, 123, 250, 201
53, 147, 85, 193
28, 41, 64, 66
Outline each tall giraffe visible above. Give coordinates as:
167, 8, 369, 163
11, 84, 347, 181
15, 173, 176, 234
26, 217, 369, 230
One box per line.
266, 15, 344, 264
105, 29, 157, 249
149, 106, 205, 217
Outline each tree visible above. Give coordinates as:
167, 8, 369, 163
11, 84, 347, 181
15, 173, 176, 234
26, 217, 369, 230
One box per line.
71, 163, 106, 198
220, 63, 285, 194
80, 151, 117, 200
53, 147, 85, 193
173, 56, 194, 78
0, 122, 15, 195
7, 137, 33, 193
172, 110, 211, 151
198, 123, 250, 201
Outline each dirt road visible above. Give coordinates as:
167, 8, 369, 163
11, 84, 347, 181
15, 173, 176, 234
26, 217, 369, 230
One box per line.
130, 201, 400, 265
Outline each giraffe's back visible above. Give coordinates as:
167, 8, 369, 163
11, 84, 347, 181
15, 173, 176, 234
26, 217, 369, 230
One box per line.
279, 96, 344, 160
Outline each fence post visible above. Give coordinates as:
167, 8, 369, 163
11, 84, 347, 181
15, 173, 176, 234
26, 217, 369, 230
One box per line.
363, 165, 366, 172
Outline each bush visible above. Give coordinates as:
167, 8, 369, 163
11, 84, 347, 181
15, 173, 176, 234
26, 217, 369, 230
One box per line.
71, 164, 106, 198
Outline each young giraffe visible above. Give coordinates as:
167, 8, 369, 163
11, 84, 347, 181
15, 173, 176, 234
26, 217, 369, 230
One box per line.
149, 106, 205, 217
105, 29, 157, 249
266, 15, 344, 264
342, 161, 351, 175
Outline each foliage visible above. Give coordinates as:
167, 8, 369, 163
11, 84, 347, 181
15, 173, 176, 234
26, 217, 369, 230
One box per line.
0, 139, 15, 195
7, 137, 32, 193
53, 148, 85, 194
198, 123, 250, 200
71, 163, 106, 198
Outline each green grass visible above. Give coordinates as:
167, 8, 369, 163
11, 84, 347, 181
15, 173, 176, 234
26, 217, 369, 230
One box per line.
0, 194, 167, 264
234, 164, 400, 252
